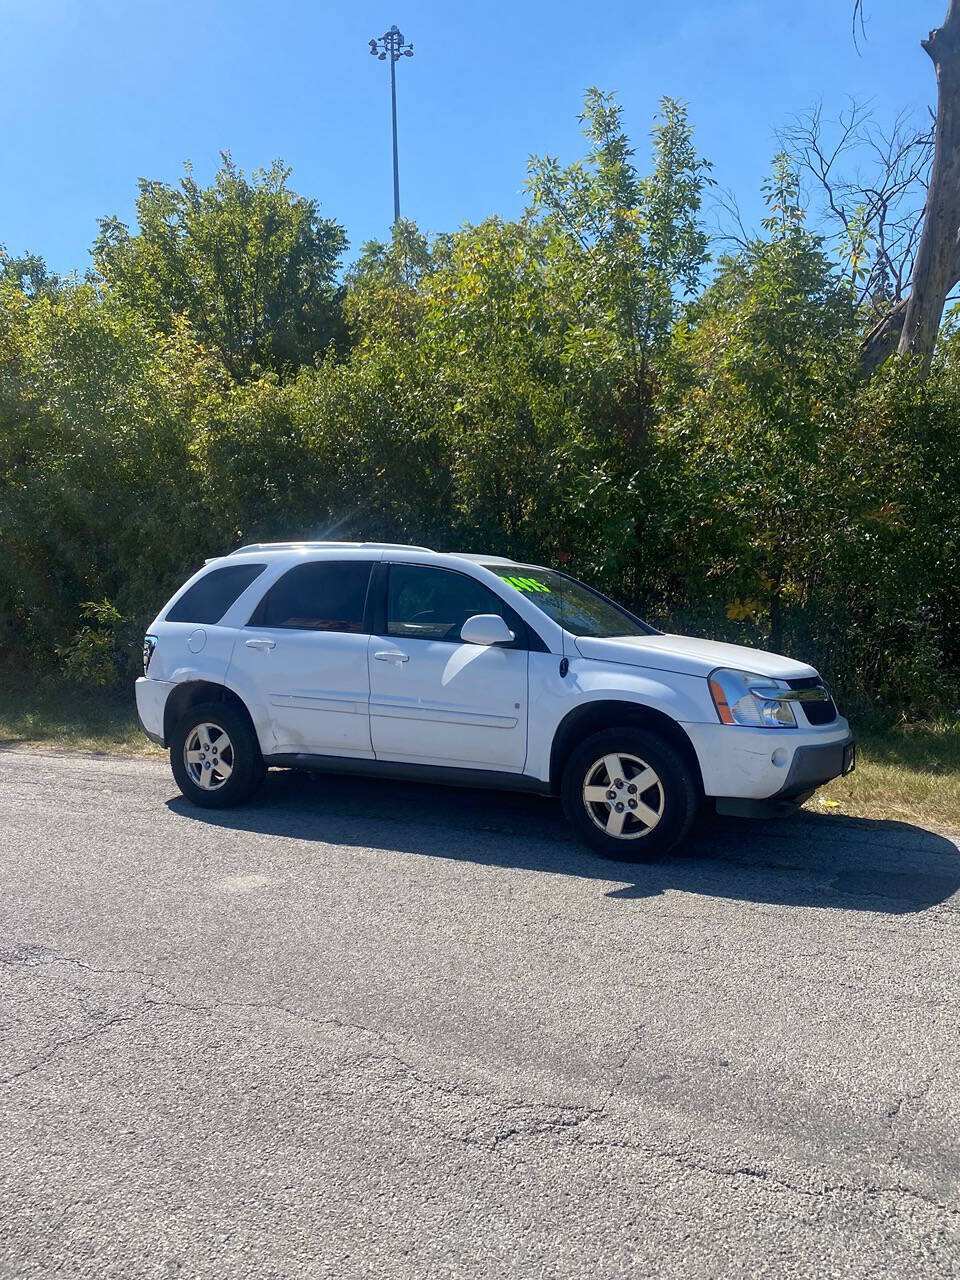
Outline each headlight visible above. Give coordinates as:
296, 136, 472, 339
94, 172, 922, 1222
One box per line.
709, 668, 797, 728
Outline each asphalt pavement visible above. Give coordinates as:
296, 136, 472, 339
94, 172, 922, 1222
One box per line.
1, 747, 959, 1279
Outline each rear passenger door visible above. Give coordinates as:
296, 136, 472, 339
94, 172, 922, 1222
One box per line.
368, 563, 529, 771
228, 558, 375, 757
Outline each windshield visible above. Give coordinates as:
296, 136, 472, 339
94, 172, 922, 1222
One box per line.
485, 565, 657, 639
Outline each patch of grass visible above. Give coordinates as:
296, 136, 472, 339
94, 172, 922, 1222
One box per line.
0, 677, 957, 832
813, 713, 960, 833
0, 678, 160, 756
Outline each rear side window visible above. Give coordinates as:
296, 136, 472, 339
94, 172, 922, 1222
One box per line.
165, 563, 267, 624
250, 560, 374, 632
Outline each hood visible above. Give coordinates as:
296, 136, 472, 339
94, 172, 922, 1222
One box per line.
573, 633, 820, 681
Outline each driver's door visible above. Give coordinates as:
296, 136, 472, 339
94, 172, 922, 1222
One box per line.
368, 563, 529, 771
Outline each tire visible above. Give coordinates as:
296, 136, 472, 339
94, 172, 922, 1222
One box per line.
170, 700, 265, 809
561, 726, 698, 861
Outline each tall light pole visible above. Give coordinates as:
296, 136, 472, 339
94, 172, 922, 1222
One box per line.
368, 25, 414, 225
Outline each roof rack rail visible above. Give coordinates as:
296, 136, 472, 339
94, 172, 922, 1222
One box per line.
228, 540, 433, 555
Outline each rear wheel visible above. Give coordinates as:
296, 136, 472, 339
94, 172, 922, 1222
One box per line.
170, 701, 264, 808
561, 726, 698, 861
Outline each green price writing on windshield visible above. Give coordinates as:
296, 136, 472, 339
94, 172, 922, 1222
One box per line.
503, 575, 552, 594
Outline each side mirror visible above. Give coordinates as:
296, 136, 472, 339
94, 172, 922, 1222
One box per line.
460, 614, 515, 646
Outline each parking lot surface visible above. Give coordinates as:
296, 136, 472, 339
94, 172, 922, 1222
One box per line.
1, 748, 959, 1278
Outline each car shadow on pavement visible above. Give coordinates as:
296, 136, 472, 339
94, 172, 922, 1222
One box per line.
166, 769, 960, 915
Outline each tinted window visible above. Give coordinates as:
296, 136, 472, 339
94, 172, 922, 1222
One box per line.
251, 560, 374, 632
165, 563, 267, 625
387, 565, 517, 642
485, 565, 656, 638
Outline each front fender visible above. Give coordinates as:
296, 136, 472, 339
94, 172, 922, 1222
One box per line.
569, 660, 711, 722
525, 654, 713, 782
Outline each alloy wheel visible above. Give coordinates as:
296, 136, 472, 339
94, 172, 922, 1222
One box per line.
582, 751, 664, 840
183, 722, 234, 791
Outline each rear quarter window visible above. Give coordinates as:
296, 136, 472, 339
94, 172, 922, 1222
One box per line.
165, 563, 267, 625
248, 560, 375, 631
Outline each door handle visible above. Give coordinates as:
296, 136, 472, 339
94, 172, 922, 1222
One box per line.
373, 650, 409, 663
245, 637, 276, 652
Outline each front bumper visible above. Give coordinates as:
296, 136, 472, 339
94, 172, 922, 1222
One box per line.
135, 676, 174, 747
713, 735, 855, 817
683, 717, 854, 812
776, 736, 856, 801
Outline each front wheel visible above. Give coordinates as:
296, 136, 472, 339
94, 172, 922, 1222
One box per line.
561, 727, 698, 861
170, 701, 265, 808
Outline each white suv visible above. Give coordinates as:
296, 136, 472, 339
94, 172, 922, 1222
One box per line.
136, 542, 855, 860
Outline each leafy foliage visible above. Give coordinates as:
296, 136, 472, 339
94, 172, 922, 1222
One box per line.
94, 155, 347, 377
527, 92, 711, 395
2, 93, 959, 711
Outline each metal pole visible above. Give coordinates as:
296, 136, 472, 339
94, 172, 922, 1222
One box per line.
390, 44, 400, 224
370, 26, 413, 228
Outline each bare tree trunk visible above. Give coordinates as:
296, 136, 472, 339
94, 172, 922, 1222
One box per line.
768, 586, 784, 656
860, 298, 910, 376
859, 234, 960, 374
896, 1, 960, 375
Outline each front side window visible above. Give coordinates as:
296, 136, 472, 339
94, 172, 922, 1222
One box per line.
387, 565, 515, 642
165, 563, 267, 624
250, 560, 374, 632
485, 565, 656, 638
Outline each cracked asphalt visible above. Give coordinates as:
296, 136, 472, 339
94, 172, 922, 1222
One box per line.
2, 748, 960, 1279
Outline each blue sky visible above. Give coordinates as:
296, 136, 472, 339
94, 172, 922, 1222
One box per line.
0, 0, 945, 276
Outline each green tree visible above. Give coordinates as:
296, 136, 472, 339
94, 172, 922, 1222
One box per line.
94, 155, 347, 378
0, 276, 220, 678
0, 246, 62, 299
343, 219, 436, 350
527, 90, 712, 410
664, 155, 909, 671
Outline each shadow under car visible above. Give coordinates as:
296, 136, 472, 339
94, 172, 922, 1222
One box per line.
166, 768, 960, 914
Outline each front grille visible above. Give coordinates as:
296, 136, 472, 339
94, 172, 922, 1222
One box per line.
786, 677, 838, 726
